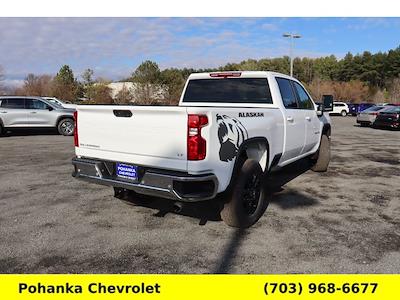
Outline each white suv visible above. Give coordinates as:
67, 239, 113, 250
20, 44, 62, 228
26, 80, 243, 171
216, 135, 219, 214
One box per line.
0, 96, 75, 136
329, 102, 349, 116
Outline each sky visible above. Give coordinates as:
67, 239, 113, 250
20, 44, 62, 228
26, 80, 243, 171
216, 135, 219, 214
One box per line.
0, 17, 399, 86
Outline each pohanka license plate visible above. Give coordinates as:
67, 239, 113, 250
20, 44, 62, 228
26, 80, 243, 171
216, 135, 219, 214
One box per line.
116, 163, 138, 181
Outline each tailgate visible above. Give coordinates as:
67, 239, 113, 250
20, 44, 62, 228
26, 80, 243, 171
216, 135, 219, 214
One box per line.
75, 105, 188, 172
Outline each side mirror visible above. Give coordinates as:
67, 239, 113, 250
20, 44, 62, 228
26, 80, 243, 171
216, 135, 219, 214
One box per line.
47, 106, 53, 111
316, 103, 323, 116
322, 95, 333, 112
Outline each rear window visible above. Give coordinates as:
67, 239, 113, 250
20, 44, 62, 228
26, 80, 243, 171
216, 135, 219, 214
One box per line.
363, 106, 384, 112
381, 106, 400, 113
182, 78, 273, 104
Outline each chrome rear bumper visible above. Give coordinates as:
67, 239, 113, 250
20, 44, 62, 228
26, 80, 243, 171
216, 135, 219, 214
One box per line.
72, 157, 218, 202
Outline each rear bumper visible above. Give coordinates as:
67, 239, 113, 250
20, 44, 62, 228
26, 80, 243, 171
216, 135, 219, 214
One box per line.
356, 116, 372, 123
373, 120, 400, 128
72, 157, 218, 202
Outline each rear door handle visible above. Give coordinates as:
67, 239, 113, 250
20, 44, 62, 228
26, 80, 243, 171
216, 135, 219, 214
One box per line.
30, 111, 37, 114
0, 111, 7, 113
305, 116, 311, 121
286, 116, 294, 122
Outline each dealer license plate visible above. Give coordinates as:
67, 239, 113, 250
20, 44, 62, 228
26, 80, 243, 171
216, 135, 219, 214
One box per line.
116, 163, 138, 181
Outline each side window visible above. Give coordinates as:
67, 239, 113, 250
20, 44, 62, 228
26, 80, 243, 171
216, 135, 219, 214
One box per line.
276, 78, 298, 109
1, 98, 25, 109
26, 99, 49, 110
293, 82, 314, 110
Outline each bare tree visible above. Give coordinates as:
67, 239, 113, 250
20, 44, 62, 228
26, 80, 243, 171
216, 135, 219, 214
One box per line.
333, 80, 369, 102
86, 83, 113, 104
133, 84, 162, 105
388, 77, 400, 104
371, 89, 387, 104
308, 79, 369, 102
23, 74, 53, 96
114, 83, 135, 104
307, 78, 335, 101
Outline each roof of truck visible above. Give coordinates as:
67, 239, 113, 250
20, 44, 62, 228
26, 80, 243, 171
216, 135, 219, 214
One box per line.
188, 71, 295, 80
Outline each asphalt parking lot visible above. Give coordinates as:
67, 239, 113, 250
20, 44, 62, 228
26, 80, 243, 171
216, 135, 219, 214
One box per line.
0, 117, 399, 273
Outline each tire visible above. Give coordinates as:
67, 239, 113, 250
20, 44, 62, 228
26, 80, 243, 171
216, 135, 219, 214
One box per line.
341, 110, 347, 117
220, 159, 268, 228
57, 118, 74, 136
311, 134, 330, 172
0, 123, 3, 136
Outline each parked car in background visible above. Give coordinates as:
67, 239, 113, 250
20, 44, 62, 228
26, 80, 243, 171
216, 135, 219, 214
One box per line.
356, 105, 387, 126
348, 103, 376, 116
42, 97, 77, 109
0, 96, 75, 136
372, 106, 400, 130
347, 103, 359, 116
358, 103, 375, 113
329, 102, 349, 116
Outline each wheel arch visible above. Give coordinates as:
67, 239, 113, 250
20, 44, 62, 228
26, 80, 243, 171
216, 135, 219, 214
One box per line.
225, 137, 270, 192
56, 115, 74, 126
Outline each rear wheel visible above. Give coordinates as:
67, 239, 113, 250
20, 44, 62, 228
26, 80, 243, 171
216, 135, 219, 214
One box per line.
310, 134, 330, 172
57, 118, 74, 136
220, 159, 268, 228
341, 110, 347, 117
0, 123, 3, 136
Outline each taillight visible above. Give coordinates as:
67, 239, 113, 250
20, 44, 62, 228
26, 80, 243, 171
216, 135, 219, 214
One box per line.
73, 111, 78, 147
369, 112, 379, 116
187, 114, 208, 160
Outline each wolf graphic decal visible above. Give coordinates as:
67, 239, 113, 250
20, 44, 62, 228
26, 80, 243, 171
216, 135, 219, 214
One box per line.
216, 114, 249, 162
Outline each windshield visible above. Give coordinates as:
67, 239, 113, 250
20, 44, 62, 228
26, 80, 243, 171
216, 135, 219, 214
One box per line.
43, 100, 64, 109
182, 78, 273, 104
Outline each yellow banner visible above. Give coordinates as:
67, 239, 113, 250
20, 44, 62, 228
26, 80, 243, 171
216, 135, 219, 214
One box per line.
1, 274, 398, 299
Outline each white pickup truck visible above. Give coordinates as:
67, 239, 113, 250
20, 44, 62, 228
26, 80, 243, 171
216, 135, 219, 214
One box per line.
72, 71, 332, 228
